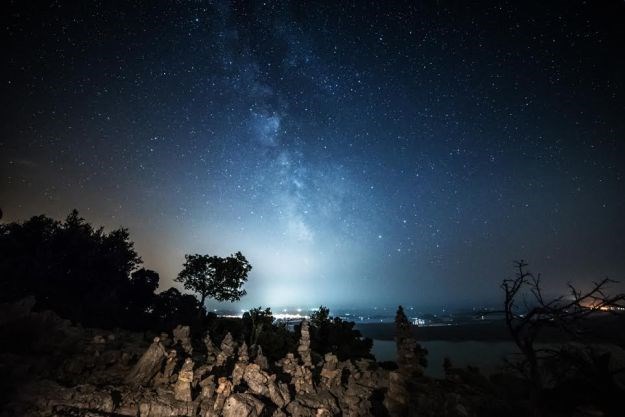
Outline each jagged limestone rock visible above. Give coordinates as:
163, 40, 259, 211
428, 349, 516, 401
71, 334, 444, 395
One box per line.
254, 345, 269, 370
204, 331, 218, 363
174, 357, 194, 402
288, 391, 340, 417
215, 332, 237, 367
272, 409, 288, 417
232, 362, 246, 387
395, 305, 425, 377
138, 392, 198, 417
221, 332, 236, 356
159, 332, 172, 348
212, 376, 233, 415
232, 341, 251, 385
222, 393, 265, 417
125, 337, 167, 386
173, 325, 193, 355
199, 374, 215, 399
242, 363, 291, 407
397, 337, 424, 376
238, 341, 250, 362
192, 363, 211, 387
154, 349, 178, 386
298, 320, 313, 367
280, 352, 315, 394
340, 360, 377, 417
320, 353, 342, 390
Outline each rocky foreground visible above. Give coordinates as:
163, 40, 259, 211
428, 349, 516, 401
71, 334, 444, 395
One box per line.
0, 298, 513, 417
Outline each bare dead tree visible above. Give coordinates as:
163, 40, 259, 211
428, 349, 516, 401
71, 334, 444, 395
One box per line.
501, 260, 625, 415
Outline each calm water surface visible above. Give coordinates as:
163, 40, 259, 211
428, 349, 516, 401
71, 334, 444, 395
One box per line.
372, 340, 522, 378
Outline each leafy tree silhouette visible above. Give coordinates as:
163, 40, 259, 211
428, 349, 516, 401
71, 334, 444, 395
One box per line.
242, 306, 273, 346
310, 305, 330, 328
176, 252, 252, 309
0, 210, 142, 328
152, 287, 200, 328
309, 305, 373, 361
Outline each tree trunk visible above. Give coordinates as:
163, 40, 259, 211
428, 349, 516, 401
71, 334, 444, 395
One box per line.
199, 293, 207, 318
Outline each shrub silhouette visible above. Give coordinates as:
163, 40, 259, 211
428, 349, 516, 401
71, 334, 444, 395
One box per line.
0, 210, 207, 330
309, 305, 373, 361
0, 210, 143, 328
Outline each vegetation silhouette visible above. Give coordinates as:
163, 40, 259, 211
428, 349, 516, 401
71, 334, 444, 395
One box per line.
501, 261, 625, 417
309, 305, 373, 361
395, 305, 428, 370
176, 252, 252, 309
0, 210, 236, 331
0, 211, 374, 363
1, 210, 142, 328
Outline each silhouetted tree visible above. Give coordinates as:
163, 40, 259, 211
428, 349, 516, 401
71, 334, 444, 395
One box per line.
256, 320, 298, 363
176, 252, 252, 309
502, 260, 625, 416
309, 305, 373, 361
0, 210, 142, 328
310, 305, 330, 328
125, 268, 160, 321
242, 306, 273, 346
152, 287, 200, 328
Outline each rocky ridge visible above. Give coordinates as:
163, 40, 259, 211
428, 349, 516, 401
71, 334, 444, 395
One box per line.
0, 299, 501, 417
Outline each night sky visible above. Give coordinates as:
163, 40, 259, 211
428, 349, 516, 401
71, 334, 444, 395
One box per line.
3, 1, 625, 310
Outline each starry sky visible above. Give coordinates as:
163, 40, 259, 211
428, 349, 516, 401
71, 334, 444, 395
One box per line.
2, 0, 625, 310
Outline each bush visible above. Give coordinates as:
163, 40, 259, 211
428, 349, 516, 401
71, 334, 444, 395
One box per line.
0, 210, 209, 331
309, 306, 373, 361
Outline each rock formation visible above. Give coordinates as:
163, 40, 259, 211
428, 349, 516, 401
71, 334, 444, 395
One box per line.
1, 300, 506, 417
154, 349, 178, 386
254, 344, 269, 370
212, 376, 233, 415
215, 332, 236, 367
243, 363, 290, 407
232, 341, 249, 386
280, 352, 315, 394
124, 336, 167, 386
297, 320, 313, 367
204, 331, 218, 363
173, 324, 194, 355
199, 374, 216, 399
340, 359, 378, 417
320, 353, 342, 390
174, 357, 194, 401
238, 341, 250, 362
222, 393, 264, 417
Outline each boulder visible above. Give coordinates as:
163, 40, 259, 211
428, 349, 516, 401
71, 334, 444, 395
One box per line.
212, 377, 233, 414
173, 357, 194, 402
154, 349, 178, 386
243, 363, 290, 407
204, 331, 218, 363
320, 353, 342, 389
222, 393, 265, 417
254, 345, 269, 370
173, 325, 193, 355
125, 337, 167, 386
215, 332, 236, 367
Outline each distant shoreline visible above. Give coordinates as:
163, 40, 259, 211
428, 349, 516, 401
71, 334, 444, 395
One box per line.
356, 314, 625, 343
356, 321, 510, 342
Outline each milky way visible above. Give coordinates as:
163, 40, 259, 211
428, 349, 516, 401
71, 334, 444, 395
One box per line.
2, 1, 625, 309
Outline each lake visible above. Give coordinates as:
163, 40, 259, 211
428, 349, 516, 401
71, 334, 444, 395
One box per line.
372, 339, 522, 378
